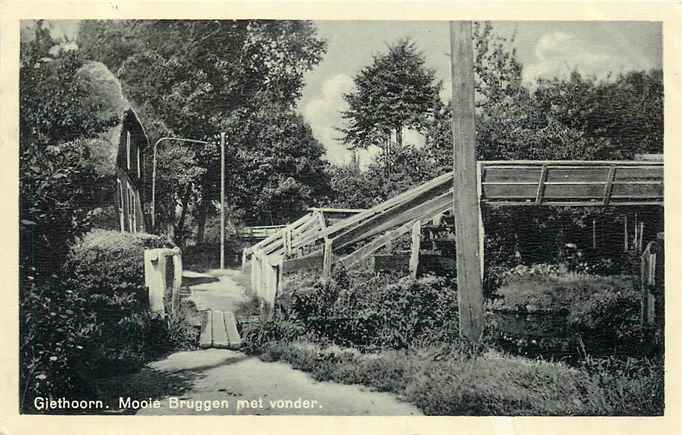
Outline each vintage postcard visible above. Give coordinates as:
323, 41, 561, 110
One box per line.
1, 1, 681, 434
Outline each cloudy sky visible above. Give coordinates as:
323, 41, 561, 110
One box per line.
300, 21, 662, 165
35, 20, 662, 166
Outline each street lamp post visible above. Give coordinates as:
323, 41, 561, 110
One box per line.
220, 132, 226, 270
151, 134, 227, 270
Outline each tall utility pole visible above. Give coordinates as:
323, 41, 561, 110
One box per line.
220, 132, 226, 270
450, 21, 485, 342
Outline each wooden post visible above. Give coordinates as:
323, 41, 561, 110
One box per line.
639, 222, 645, 253
477, 163, 485, 280
282, 228, 291, 257
287, 228, 293, 256
322, 238, 333, 279
409, 221, 421, 279
640, 252, 646, 336
450, 21, 485, 342
624, 215, 628, 252
592, 218, 596, 249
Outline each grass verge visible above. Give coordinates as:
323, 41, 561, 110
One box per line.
243, 330, 663, 416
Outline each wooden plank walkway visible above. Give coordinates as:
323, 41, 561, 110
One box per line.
199, 309, 242, 350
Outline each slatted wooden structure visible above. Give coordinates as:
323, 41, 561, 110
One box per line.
242, 207, 364, 317
239, 225, 287, 241
479, 161, 663, 206
244, 160, 663, 319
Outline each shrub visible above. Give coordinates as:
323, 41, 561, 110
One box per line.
165, 300, 201, 351
20, 277, 97, 412
275, 269, 458, 349
84, 311, 170, 375
240, 320, 305, 354
370, 275, 459, 348
66, 229, 172, 313
43, 229, 196, 380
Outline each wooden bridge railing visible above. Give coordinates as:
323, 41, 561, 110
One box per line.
246, 160, 663, 320
479, 161, 663, 206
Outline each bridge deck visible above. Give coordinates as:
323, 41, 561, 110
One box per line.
479, 160, 663, 206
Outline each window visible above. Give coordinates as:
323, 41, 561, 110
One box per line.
117, 179, 125, 232
128, 182, 136, 233
126, 131, 131, 170
137, 146, 141, 178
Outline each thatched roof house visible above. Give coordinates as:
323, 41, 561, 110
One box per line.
75, 61, 150, 233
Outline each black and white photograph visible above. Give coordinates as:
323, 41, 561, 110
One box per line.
14, 12, 671, 422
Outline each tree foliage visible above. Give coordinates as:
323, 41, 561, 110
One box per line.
533, 70, 663, 159
20, 24, 118, 276
339, 37, 441, 151
79, 20, 330, 240
19, 22, 129, 411
329, 22, 663, 269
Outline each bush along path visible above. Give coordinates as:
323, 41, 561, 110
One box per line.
94, 268, 421, 416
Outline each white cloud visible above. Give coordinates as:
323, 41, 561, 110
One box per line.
524, 31, 654, 83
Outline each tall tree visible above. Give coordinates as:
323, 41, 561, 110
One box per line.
339, 37, 441, 153
79, 20, 329, 241
20, 24, 119, 275
533, 69, 663, 159
225, 100, 332, 225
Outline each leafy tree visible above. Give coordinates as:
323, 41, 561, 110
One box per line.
225, 103, 332, 225
20, 24, 119, 276
154, 144, 206, 242
329, 145, 437, 209
19, 22, 121, 410
339, 37, 441, 153
79, 20, 330, 241
533, 70, 663, 159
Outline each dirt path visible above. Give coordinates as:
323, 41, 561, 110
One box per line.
182, 268, 251, 313
132, 348, 421, 415
97, 268, 421, 416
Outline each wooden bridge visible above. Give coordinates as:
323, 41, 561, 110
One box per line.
239, 225, 287, 241
242, 160, 663, 318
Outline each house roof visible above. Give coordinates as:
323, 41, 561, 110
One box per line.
74, 61, 149, 175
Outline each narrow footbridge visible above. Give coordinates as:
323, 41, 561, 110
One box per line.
241, 160, 663, 318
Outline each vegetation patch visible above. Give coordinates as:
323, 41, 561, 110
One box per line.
488, 264, 642, 356
20, 230, 198, 413
275, 269, 459, 349
243, 337, 662, 416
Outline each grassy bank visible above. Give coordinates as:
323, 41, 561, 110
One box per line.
243, 335, 663, 416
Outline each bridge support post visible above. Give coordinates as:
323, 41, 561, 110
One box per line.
409, 221, 421, 279
322, 238, 333, 279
